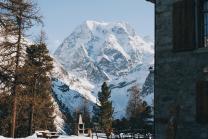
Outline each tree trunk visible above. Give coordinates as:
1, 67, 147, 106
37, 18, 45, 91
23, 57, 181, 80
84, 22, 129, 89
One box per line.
11, 93, 17, 137
11, 15, 22, 138
29, 103, 34, 135
29, 78, 38, 135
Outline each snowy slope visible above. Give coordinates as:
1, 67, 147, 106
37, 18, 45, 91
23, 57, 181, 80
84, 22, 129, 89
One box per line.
52, 20, 154, 118
52, 58, 98, 106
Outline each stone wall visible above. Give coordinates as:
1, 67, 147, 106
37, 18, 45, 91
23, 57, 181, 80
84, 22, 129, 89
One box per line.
155, 0, 208, 138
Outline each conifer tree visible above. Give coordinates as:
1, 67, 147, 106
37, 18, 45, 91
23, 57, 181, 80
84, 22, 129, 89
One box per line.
140, 101, 154, 133
98, 82, 113, 138
0, 0, 41, 137
92, 104, 100, 124
22, 34, 55, 135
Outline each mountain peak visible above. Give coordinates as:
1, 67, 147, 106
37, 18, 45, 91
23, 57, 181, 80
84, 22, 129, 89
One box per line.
54, 20, 153, 83
81, 20, 136, 36
85, 20, 108, 30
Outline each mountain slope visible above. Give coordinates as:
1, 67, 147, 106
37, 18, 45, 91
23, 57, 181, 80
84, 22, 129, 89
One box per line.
54, 20, 153, 82
52, 20, 154, 118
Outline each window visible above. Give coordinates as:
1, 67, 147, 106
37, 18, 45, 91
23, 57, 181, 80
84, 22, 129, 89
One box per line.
172, 0, 196, 52
198, 0, 208, 48
172, 0, 208, 51
196, 80, 208, 123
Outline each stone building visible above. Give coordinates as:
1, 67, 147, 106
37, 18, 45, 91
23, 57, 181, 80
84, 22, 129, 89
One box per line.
147, 0, 208, 138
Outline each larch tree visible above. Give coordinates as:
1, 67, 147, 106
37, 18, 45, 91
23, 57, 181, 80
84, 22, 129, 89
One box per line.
126, 85, 143, 119
126, 85, 153, 130
98, 82, 113, 138
0, 0, 41, 137
126, 85, 144, 129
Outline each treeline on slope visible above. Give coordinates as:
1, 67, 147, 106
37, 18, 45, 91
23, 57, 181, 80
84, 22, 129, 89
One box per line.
92, 83, 154, 136
52, 82, 93, 135
58, 82, 153, 138
125, 85, 153, 132
0, 0, 55, 137
55, 82, 114, 138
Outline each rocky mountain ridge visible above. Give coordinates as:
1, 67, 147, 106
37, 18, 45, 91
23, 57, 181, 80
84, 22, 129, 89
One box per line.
51, 20, 154, 118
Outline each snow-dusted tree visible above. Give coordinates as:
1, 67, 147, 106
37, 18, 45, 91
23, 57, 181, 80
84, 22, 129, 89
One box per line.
0, 0, 41, 137
98, 82, 113, 138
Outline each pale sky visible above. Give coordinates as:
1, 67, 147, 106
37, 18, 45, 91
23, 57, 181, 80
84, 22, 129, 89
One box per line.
29, 0, 154, 53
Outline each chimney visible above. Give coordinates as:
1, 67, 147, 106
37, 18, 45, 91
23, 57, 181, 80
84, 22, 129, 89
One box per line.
149, 66, 154, 73
146, 0, 155, 4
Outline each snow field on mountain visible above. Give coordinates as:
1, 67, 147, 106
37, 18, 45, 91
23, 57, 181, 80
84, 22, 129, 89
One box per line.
52, 20, 154, 119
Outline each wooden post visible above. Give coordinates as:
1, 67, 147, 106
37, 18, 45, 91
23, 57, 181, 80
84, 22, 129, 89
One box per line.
87, 128, 92, 137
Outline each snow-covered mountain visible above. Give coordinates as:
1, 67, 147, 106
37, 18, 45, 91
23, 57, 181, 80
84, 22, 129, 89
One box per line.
52, 20, 154, 118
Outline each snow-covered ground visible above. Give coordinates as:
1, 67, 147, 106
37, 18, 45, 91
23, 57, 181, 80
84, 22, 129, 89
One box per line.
0, 135, 92, 139
0, 134, 106, 139
0, 134, 153, 139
